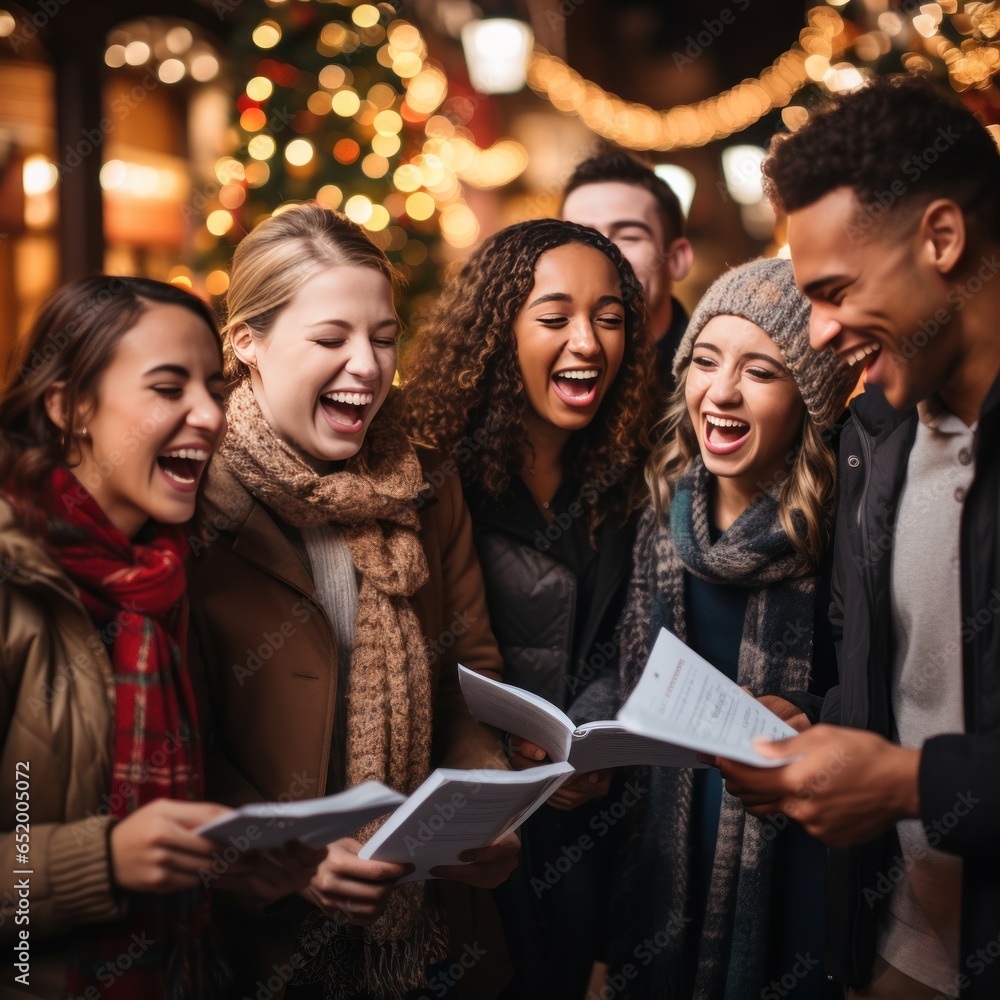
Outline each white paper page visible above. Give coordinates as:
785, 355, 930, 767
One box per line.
196, 781, 405, 850
458, 664, 574, 762
359, 762, 574, 882
616, 629, 797, 767
569, 721, 706, 772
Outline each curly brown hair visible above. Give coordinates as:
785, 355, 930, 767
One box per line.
398, 219, 661, 531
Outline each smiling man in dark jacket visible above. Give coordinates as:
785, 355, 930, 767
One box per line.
719, 75, 1000, 1000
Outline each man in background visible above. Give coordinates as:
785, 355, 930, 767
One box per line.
561, 151, 694, 391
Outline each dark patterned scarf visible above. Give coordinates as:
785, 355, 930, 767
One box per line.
612, 460, 816, 1000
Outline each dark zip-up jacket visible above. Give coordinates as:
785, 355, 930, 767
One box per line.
464, 482, 635, 722
823, 380, 1000, 998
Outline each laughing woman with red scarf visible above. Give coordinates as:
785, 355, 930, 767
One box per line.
0, 277, 319, 999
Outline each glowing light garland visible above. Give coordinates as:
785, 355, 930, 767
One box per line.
526, 3, 998, 151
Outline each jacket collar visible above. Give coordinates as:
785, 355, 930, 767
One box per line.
852, 365, 1000, 441
0, 498, 84, 604
465, 478, 635, 660
848, 385, 917, 446
198, 459, 318, 599
978, 368, 1000, 435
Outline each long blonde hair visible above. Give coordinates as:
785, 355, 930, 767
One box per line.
646, 358, 838, 573
221, 203, 400, 380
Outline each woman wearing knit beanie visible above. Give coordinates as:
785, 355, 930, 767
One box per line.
607, 257, 857, 999
186, 204, 518, 1000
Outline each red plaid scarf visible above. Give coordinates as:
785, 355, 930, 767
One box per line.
38, 467, 213, 999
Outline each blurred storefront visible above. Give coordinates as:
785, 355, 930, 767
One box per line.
1, 0, 997, 371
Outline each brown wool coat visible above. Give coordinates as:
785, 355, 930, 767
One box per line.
188, 446, 511, 1000
0, 500, 122, 997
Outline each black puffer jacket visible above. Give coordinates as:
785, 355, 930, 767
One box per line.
824, 380, 1000, 998
464, 481, 635, 720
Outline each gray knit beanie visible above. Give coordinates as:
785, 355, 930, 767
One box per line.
673, 257, 856, 431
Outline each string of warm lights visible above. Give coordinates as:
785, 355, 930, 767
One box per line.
526, 2, 999, 152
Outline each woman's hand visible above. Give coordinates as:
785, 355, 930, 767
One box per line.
211, 840, 327, 904
506, 737, 551, 770
546, 769, 612, 810
430, 831, 520, 888
300, 837, 412, 926
109, 799, 233, 893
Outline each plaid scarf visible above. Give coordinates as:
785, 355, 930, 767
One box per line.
611, 459, 816, 1000
38, 466, 214, 1000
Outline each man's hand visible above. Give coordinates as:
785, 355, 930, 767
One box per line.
718, 724, 921, 848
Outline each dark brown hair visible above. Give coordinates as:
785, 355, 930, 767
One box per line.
0, 275, 220, 528
562, 150, 686, 243
399, 219, 661, 532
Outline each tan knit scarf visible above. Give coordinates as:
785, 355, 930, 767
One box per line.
221, 379, 447, 999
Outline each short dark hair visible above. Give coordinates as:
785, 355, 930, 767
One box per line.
562, 151, 686, 243
763, 74, 1000, 240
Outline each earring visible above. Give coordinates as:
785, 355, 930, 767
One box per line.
78, 427, 89, 439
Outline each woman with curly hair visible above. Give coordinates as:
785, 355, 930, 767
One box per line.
400, 219, 661, 1000
607, 257, 857, 999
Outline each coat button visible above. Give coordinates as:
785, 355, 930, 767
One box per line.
955, 485, 968, 502
848, 455, 861, 468
958, 447, 972, 466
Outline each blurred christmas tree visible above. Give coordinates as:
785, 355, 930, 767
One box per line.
192, 1, 518, 315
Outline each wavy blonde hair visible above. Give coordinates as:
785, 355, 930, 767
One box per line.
221, 203, 400, 381
646, 358, 838, 573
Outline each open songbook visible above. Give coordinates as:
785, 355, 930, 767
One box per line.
196, 780, 406, 850
197, 767, 571, 875
459, 628, 797, 771
358, 763, 573, 882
